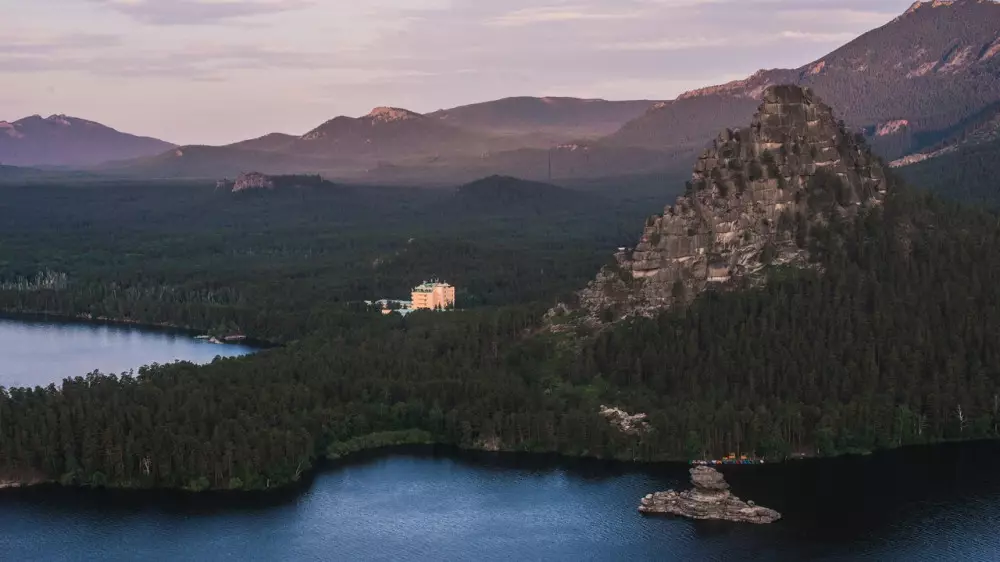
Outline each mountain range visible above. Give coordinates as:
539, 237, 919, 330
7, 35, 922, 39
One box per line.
0, 115, 174, 168
618, 0, 1000, 162
3, 0, 1000, 185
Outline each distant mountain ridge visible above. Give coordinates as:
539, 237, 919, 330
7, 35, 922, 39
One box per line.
61, 0, 1000, 186
429, 97, 660, 138
608, 0, 1000, 162
114, 102, 674, 183
0, 114, 174, 167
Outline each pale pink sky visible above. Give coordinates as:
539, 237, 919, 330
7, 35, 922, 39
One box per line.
0, 0, 914, 145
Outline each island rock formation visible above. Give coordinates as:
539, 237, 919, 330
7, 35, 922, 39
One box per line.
216, 172, 334, 192
552, 85, 887, 327
639, 466, 781, 524
222, 172, 276, 192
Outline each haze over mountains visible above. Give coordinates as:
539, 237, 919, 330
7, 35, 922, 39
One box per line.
3, 0, 999, 186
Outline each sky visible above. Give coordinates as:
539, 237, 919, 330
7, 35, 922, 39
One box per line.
1, 0, 915, 145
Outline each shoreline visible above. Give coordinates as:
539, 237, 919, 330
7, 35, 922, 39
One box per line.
4, 436, 1000, 497
0, 310, 277, 349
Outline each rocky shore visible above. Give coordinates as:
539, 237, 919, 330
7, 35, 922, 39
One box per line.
639, 466, 780, 524
0, 477, 47, 490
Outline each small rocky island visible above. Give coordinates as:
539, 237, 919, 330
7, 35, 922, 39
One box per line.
639, 466, 781, 524
216, 172, 334, 192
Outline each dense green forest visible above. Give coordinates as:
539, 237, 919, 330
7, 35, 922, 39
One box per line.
3, 174, 1000, 491
0, 177, 660, 341
900, 140, 1000, 207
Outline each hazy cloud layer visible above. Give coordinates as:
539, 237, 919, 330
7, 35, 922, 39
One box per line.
92, 0, 316, 25
1, 0, 913, 144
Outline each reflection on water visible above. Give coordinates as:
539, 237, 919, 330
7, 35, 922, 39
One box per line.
3, 443, 1000, 561
0, 316, 256, 388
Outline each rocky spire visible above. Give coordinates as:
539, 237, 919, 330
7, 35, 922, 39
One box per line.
552, 85, 887, 327
639, 466, 781, 524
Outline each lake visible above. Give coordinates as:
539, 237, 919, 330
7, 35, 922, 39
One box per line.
0, 316, 256, 389
2, 317, 1000, 560
2, 443, 1000, 561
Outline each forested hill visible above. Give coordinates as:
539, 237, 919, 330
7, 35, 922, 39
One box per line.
0, 115, 173, 168
4, 171, 1000, 491
445, 175, 603, 216
898, 137, 1000, 206
1, 82, 999, 492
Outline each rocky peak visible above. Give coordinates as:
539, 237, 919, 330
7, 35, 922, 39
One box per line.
46, 114, 73, 126
554, 85, 887, 327
366, 107, 422, 124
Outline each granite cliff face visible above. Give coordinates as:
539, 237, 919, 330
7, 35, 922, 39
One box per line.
555, 85, 887, 326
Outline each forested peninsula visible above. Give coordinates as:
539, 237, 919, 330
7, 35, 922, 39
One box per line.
4, 89, 1000, 492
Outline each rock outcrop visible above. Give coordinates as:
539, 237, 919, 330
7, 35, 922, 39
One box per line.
639, 466, 781, 524
228, 172, 276, 192
217, 172, 335, 192
599, 405, 651, 435
553, 85, 887, 327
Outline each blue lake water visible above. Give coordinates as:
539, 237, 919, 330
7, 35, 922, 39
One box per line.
2, 317, 1000, 561
3, 444, 1000, 561
0, 316, 255, 388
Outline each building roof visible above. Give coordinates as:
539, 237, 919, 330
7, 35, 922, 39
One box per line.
412, 281, 452, 292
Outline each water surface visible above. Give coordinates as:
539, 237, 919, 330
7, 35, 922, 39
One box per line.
2, 443, 1000, 561
0, 316, 255, 388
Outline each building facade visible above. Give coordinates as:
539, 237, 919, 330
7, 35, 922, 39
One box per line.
411, 282, 456, 310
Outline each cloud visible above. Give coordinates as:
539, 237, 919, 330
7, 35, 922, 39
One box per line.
0, 30, 123, 73
552, 73, 748, 99
600, 31, 859, 52
92, 0, 314, 25
600, 37, 729, 51
1, 31, 122, 54
776, 8, 899, 27
779, 31, 863, 43
488, 5, 641, 27
0, 41, 318, 76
